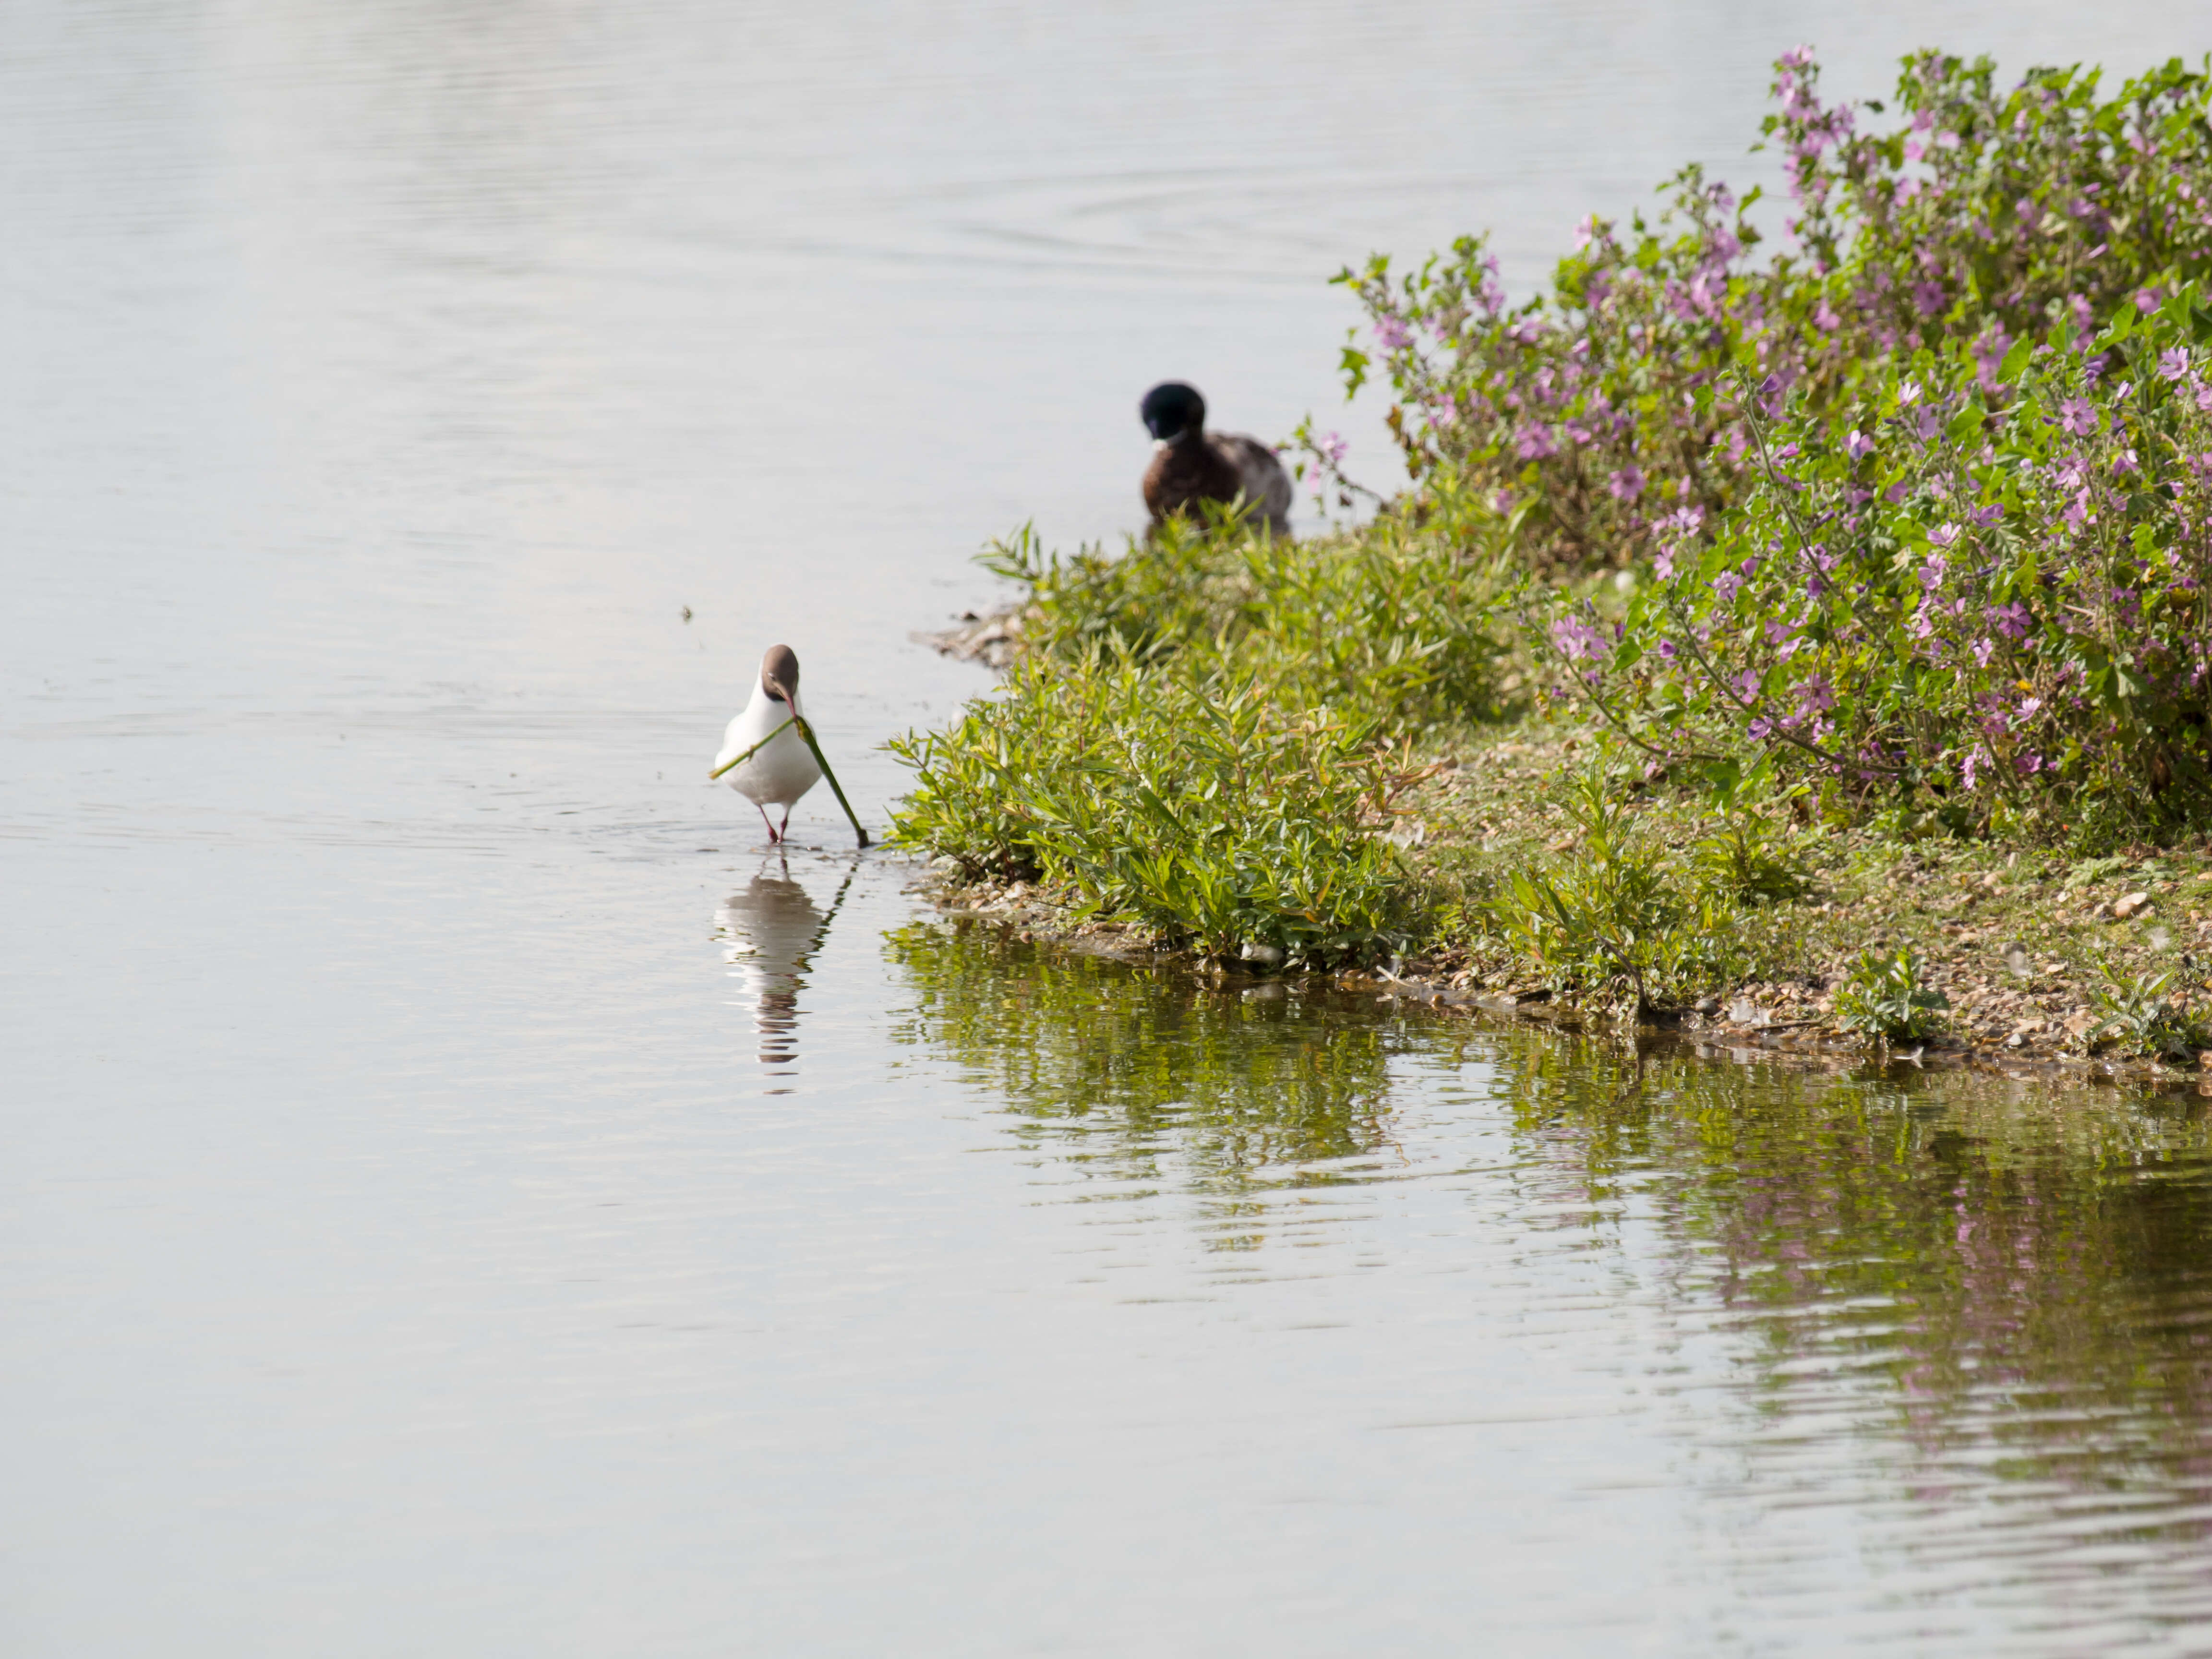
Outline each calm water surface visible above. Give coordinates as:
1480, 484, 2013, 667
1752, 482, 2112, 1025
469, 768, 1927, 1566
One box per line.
6, 1, 2212, 1653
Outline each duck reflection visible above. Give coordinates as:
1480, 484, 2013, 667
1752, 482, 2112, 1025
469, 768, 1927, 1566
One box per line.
714, 855, 853, 1078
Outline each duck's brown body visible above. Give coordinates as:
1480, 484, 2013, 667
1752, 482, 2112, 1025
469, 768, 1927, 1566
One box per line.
1138, 382, 1293, 538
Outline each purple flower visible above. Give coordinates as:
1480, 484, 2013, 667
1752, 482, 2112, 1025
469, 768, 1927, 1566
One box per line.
2058, 397, 2100, 436
1792, 675, 1836, 718
1972, 330, 2013, 393
1515, 424, 1558, 461
1968, 504, 2003, 528
1918, 554, 1948, 590
1733, 669, 1762, 702
1373, 316, 1412, 351
2159, 348, 2190, 382
1844, 429, 1875, 460
1928, 523, 1960, 548
1991, 601, 2031, 639
1607, 466, 1646, 503
1549, 616, 1606, 662
1712, 571, 1745, 604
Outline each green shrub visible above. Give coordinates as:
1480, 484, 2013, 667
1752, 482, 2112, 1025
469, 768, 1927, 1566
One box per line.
1287, 45, 2212, 839
1689, 778, 1817, 904
2086, 966, 2207, 1058
888, 644, 1421, 963
1305, 48, 2212, 577
1833, 949, 1950, 1040
982, 509, 1509, 730
1564, 299, 2212, 832
894, 508, 1515, 962
1485, 768, 1750, 1010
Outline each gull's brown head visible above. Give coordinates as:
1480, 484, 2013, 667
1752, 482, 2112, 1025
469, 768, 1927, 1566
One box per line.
760, 644, 801, 711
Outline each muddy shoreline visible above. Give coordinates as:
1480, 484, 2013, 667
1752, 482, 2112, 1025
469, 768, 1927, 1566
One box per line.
920, 868, 2212, 1099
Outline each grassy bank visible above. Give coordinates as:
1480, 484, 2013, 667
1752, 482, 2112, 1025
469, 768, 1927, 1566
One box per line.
893, 48, 2212, 1076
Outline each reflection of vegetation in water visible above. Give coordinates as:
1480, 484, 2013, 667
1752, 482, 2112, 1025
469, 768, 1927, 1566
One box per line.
894, 914, 2212, 1506
885, 920, 1406, 1192
1504, 1041, 2212, 1496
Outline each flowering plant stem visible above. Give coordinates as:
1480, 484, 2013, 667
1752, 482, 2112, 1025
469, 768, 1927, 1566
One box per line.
793, 717, 873, 848
708, 717, 794, 780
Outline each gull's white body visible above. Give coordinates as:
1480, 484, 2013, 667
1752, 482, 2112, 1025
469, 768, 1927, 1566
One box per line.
716, 680, 821, 817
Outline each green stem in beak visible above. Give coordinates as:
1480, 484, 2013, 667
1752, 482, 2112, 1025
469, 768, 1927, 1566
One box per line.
793, 716, 872, 848
708, 716, 796, 780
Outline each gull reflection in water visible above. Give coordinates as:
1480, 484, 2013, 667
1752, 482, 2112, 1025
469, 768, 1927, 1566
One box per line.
714, 855, 854, 1085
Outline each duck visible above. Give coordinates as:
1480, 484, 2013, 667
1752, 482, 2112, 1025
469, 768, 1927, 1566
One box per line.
1139, 381, 1293, 538
715, 644, 821, 844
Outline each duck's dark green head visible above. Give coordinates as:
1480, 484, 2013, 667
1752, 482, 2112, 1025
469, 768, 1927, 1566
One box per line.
1140, 382, 1206, 443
